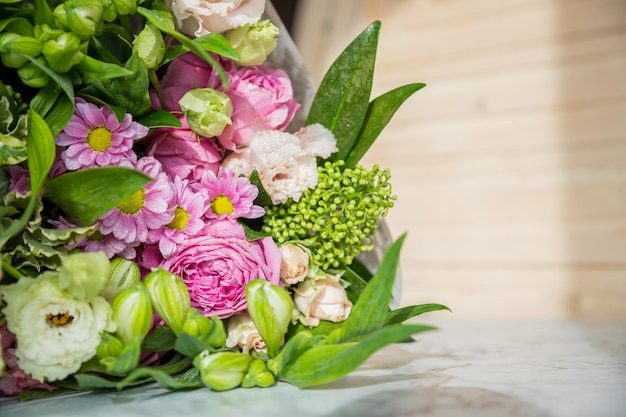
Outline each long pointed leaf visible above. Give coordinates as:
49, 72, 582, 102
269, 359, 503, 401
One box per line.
345, 83, 426, 167
44, 167, 151, 226
306, 21, 380, 161
386, 303, 451, 325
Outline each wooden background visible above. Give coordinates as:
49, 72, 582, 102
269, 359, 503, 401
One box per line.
290, 0, 626, 318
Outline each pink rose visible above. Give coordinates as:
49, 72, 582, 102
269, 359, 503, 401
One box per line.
160, 219, 282, 318
218, 66, 300, 150
144, 116, 223, 182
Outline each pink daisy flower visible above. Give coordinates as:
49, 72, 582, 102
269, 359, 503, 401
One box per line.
55, 98, 148, 171
147, 176, 209, 258
191, 168, 265, 221
99, 156, 175, 244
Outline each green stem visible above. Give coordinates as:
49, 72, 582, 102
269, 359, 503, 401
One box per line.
148, 68, 166, 110
1, 261, 23, 279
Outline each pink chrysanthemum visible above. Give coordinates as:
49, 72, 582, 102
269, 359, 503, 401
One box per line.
99, 157, 175, 244
55, 98, 148, 171
147, 176, 209, 258
191, 169, 264, 221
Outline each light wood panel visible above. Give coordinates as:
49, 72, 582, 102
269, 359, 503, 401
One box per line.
293, 0, 626, 318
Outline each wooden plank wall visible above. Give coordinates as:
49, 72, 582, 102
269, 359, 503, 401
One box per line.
291, 0, 626, 318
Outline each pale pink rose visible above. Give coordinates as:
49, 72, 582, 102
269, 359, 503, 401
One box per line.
144, 116, 223, 182
279, 244, 309, 285
293, 277, 353, 327
225, 315, 266, 354
218, 66, 300, 150
160, 219, 282, 318
165, 0, 265, 37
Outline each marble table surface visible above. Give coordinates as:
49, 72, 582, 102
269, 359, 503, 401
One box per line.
2, 318, 625, 417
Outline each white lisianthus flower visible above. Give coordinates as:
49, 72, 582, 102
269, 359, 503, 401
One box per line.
293, 276, 353, 328
165, 0, 265, 37
1, 272, 115, 382
225, 315, 266, 355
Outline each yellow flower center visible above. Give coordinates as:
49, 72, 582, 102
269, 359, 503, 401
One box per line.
87, 126, 113, 152
211, 194, 234, 216
167, 206, 190, 230
46, 311, 74, 327
117, 188, 146, 214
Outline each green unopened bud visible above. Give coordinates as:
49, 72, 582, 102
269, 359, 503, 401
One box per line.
144, 268, 190, 335
102, 257, 141, 302
58, 251, 111, 300
96, 332, 124, 359
245, 279, 293, 358
179, 88, 232, 138
133, 24, 164, 69
225, 20, 278, 66
193, 351, 252, 391
17, 57, 49, 88
113, 0, 139, 16
55, 0, 103, 38
42, 31, 85, 73
111, 282, 153, 345
183, 311, 227, 349
0, 33, 43, 68
242, 358, 275, 388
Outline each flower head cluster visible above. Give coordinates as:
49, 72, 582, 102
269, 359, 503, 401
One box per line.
262, 161, 396, 270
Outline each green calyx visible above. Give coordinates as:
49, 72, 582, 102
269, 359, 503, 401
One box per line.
262, 161, 396, 270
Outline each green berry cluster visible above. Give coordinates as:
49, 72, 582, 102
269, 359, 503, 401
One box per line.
262, 161, 396, 270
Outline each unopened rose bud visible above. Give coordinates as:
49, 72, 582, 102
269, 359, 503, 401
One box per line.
133, 23, 164, 69
241, 358, 275, 388
58, 251, 111, 301
193, 350, 252, 391
111, 282, 153, 345
0, 33, 43, 68
293, 277, 353, 327
225, 315, 266, 355
178, 88, 232, 138
96, 332, 124, 359
41, 31, 85, 73
55, 0, 104, 38
225, 20, 278, 66
245, 279, 292, 358
279, 244, 309, 285
144, 268, 190, 335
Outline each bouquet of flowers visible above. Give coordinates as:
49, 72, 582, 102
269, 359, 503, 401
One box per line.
0, 0, 449, 399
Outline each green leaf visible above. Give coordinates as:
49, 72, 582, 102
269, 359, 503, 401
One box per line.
99, 52, 152, 117
345, 83, 426, 167
27, 110, 55, 193
249, 170, 272, 206
386, 303, 451, 325
137, 110, 182, 128
43, 94, 74, 136
144, 324, 177, 352
306, 21, 380, 162
241, 222, 271, 241
77, 55, 134, 84
0, 17, 33, 35
278, 323, 435, 388
162, 33, 238, 65
23, 55, 75, 106
328, 233, 406, 344
342, 266, 370, 304
174, 331, 212, 358
44, 167, 151, 226
268, 331, 325, 375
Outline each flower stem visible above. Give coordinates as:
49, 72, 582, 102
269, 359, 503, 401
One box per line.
2, 262, 23, 279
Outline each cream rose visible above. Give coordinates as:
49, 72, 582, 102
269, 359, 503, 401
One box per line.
225, 315, 266, 354
165, 0, 265, 37
279, 243, 309, 285
293, 277, 353, 327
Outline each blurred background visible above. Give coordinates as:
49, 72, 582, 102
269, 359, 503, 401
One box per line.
273, 0, 626, 319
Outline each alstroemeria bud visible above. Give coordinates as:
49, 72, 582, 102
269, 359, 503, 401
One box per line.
42, 31, 85, 73
0, 33, 43, 68
112, 0, 139, 16
55, 0, 103, 38
132, 23, 164, 70
193, 350, 252, 391
178, 88, 232, 138
183, 310, 227, 349
225, 20, 278, 66
245, 279, 293, 358
242, 358, 275, 388
279, 243, 310, 285
143, 268, 190, 335
96, 332, 124, 359
108, 257, 141, 288
111, 282, 153, 346
58, 251, 111, 301
17, 57, 49, 87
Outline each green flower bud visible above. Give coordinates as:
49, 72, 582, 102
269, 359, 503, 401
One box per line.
144, 268, 190, 335
193, 351, 252, 391
183, 311, 227, 349
58, 251, 111, 301
178, 88, 232, 138
41, 31, 85, 73
242, 358, 275, 388
17, 57, 49, 87
96, 332, 124, 359
0, 33, 43, 68
225, 20, 278, 66
111, 282, 153, 346
55, 0, 103, 38
113, 0, 139, 16
132, 24, 164, 70
245, 279, 293, 358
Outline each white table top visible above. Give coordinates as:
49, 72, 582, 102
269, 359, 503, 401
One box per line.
2, 319, 625, 417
